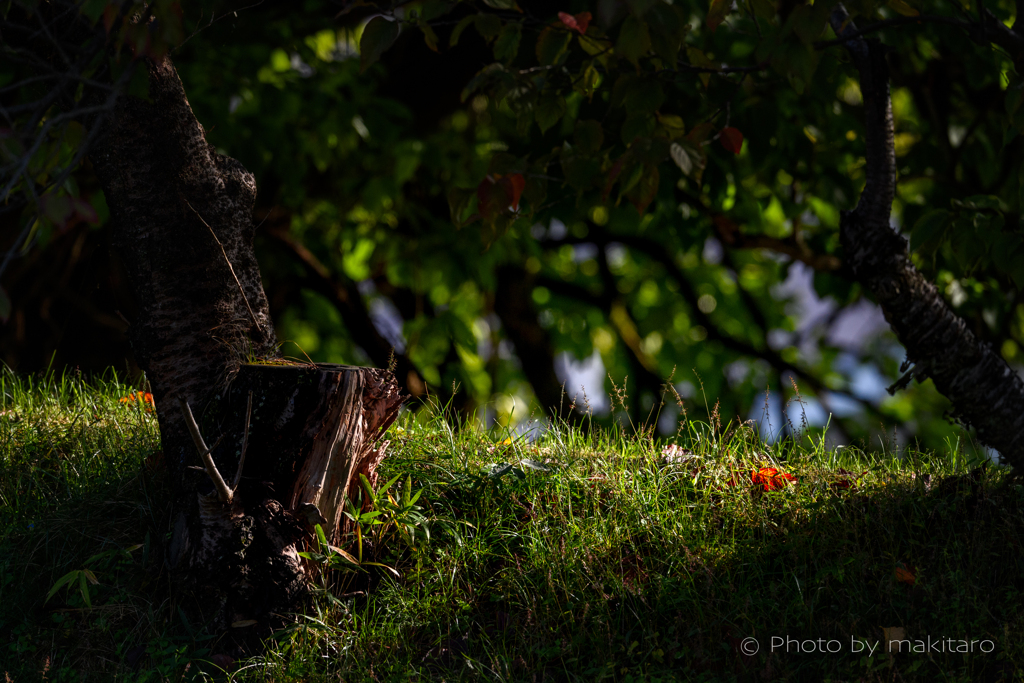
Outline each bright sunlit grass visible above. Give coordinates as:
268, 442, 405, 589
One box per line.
1, 367, 1023, 681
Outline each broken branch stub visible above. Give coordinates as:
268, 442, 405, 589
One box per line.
178, 397, 234, 504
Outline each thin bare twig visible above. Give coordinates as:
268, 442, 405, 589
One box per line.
184, 199, 263, 334
231, 391, 253, 492
178, 398, 234, 504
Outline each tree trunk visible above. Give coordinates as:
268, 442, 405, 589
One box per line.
831, 6, 1024, 466
88, 55, 404, 637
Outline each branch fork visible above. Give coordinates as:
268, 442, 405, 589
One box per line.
178, 392, 253, 504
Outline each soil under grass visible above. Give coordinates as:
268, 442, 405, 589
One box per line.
1, 368, 1023, 682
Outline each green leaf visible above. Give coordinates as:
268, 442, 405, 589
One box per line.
686, 46, 715, 87
475, 13, 503, 42
707, 0, 731, 33
577, 63, 601, 99
535, 93, 566, 133
773, 42, 820, 94
78, 572, 92, 608
481, 0, 521, 9
444, 310, 479, 351
80, 0, 108, 23
419, 0, 455, 21
751, 0, 776, 20
327, 544, 360, 565
315, 523, 329, 548
408, 488, 423, 507
618, 162, 645, 197
562, 151, 600, 190
992, 232, 1024, 275
578, 34, 608, 56
657, 112, 686, 139
790, 4, 829, 44
46, 570, 80, 604
616, 16, 650, 66
574, 119, 604, 154
359, 473, 375, 502
647, 4, 686, 68
380, 473, 403, 496
950, 216, 986, 270
1019, 161, 1024, 225
621, 113, 654, 144
887, 0, 919, 16
626, 0, 658, 16
360, 16, 400, 73
460, 63, 509, 102
909, 209, 950, 253
420, 23, 440, 52
626, 79, 665, 115
494, 21, 522, 62
610, 74, 637, 109
536, 25, 572, 65
448, 186, 476, 227
450, 15, 476, 47
361, 561, 401, 578
954, 195, 1002, 211
523, 174, 548, 208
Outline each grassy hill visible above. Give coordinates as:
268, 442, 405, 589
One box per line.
1, 367, 1022, 681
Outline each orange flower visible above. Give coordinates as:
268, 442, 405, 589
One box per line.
119, 391, 155, 411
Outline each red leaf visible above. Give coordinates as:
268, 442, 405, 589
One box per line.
558, 11, 591, 35
627, 165, 659, 217
895, 563, 916, 585
751, 467, 797, 491
706, 0, 731, 33
574, 11, 591, 34
505, 173, 525, 210
477, 173, 525, 218
720, 126, 743, 154
602, 152, 629, 203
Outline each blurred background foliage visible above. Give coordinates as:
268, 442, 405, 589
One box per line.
3, 0, 1024, 455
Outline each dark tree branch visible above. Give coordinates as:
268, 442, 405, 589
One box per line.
675, 188, 842, 272
597, 231, 891, 430
264, 224, 428, 398
493, 264, 591, 426
538, 273, 666, 416
816, 8, 1024, 66
830, 4, 1024, 465
814, 15, 965, 49
715, 230, 842, 272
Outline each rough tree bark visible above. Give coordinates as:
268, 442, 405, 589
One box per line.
831, 5, 1024, 466
86, 54, 404, 637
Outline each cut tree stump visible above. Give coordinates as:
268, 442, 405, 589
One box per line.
168, 362, 405, 639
